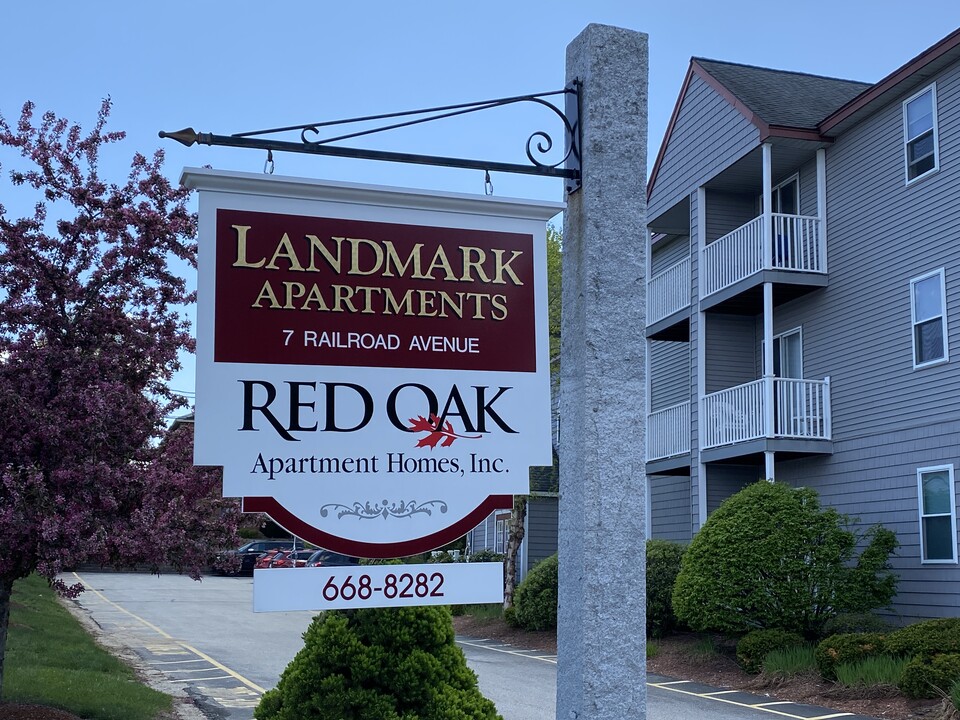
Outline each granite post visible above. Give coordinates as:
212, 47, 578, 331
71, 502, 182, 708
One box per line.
557, 24, 649, 720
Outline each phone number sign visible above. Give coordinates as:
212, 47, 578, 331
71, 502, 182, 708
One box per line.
185, 168, 562, 559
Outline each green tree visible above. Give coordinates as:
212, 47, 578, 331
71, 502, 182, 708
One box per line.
672, 481, 898, 637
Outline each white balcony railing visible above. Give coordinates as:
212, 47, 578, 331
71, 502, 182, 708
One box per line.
647, 257, 691, 326
700, 377, 831, 450
701, 213, 824, 298
646, 401, 690, 461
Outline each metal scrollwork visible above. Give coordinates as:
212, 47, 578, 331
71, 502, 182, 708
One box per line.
320, 499, 449, 521
161, 83, 581, 193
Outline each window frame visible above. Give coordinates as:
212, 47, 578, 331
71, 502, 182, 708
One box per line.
917, 464, 958, 564
910, 268, 948, 369
903, 83, 940, 185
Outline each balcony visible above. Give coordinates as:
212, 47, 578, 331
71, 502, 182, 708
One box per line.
646, 257, 690, 340
700, 377, 832, 462
700, 213, 827, 311
647, 401, 691, 462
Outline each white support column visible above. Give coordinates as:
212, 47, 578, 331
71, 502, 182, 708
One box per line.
817, 148, 827, 273
764, 283, 775, 480
762, 144, 776, 480
762, 143, 773, 270
696, 187, 708, 528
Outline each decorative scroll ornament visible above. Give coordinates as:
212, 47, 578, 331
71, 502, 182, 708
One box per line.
320, 499, 449, 521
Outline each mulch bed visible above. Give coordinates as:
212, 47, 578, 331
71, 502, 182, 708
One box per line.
0, 704, 82, 720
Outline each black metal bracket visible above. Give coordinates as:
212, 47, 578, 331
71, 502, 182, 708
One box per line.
161, 82, 581, 195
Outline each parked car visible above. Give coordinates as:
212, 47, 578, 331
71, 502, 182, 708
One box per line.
269, 550, 315, 568
215, 540, 294, 576
254, 548, 289, 570
304, 550, 360, 568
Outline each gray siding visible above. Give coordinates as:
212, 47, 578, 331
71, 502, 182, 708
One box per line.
651, 234, 690, 276
776, 423, 960, 622
649, 74, 760, 222
689, 190, 703, 534
706, 465, 759, 514
649, 475, 693, 542
811, 61, 960, 442
526, 496, 558, 570
757, 61, 960, 619
705, 314, 758, 392
466, 513, 498, 554
650, 340, 690, 410
705, 191, 756, 242
798, 158, 818, 217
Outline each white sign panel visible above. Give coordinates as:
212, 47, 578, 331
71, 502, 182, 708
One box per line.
183, 169, 562, 557
253, 563, 505, 612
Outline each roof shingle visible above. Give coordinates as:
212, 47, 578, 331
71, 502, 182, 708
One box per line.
694, 58, 871, 129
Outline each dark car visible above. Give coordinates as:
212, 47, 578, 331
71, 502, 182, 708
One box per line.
216, 540, 295, 576
304, 550, 360, 568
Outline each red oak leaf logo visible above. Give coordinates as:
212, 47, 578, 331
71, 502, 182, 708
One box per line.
407, 414, 481, 449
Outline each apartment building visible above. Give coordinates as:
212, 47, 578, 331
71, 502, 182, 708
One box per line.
646, 28, 960, 620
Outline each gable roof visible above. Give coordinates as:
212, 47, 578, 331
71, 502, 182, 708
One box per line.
693, 59, 870, 131
648, 26, 960, 200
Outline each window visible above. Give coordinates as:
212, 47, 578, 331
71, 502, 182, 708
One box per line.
917, 465, 957, 563
494, 513, 510, 554
903, 85, 939, 183
911, 269, 948, 368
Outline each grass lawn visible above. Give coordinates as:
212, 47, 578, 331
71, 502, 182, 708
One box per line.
2, 574, 173, 720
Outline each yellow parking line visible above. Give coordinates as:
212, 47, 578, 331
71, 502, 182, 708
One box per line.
71, 572, 266, 695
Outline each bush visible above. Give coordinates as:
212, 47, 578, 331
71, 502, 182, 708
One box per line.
672, 481, 898, 637
951, 678, 960, 712
513, 554, 558, 631
821, 612, 891, 638
737, 629, 805, 674
646, 539, 685, 638
254, 606, 501, 720
885, 618, 960, 658
467, 550, 504, 563
815, 633, 888, 681
899, 653, 960, 699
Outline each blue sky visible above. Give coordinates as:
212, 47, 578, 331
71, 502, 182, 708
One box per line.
3, 1, 960, 402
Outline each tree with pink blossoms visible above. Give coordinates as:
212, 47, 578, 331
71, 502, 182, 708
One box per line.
0, 100, 241, 691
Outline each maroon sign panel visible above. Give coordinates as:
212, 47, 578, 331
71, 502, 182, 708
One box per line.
214, 209, 537, 372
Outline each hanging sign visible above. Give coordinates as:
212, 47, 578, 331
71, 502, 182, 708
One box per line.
184, 168, 562, 558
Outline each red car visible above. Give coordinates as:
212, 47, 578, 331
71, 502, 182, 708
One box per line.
254, 548, 291, 569
269, 550, 314, 568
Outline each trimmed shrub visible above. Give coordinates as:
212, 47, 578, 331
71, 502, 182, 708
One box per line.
821, 612, 892, 638
672, 481, 898, 637
646, 539, 685, 638
815, 632, 888, 681
899, 653, 960, 699
513, 554, 558, 631
254, 606, 501, 720
737, 629, 805, 674
886, 618, 960, 658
